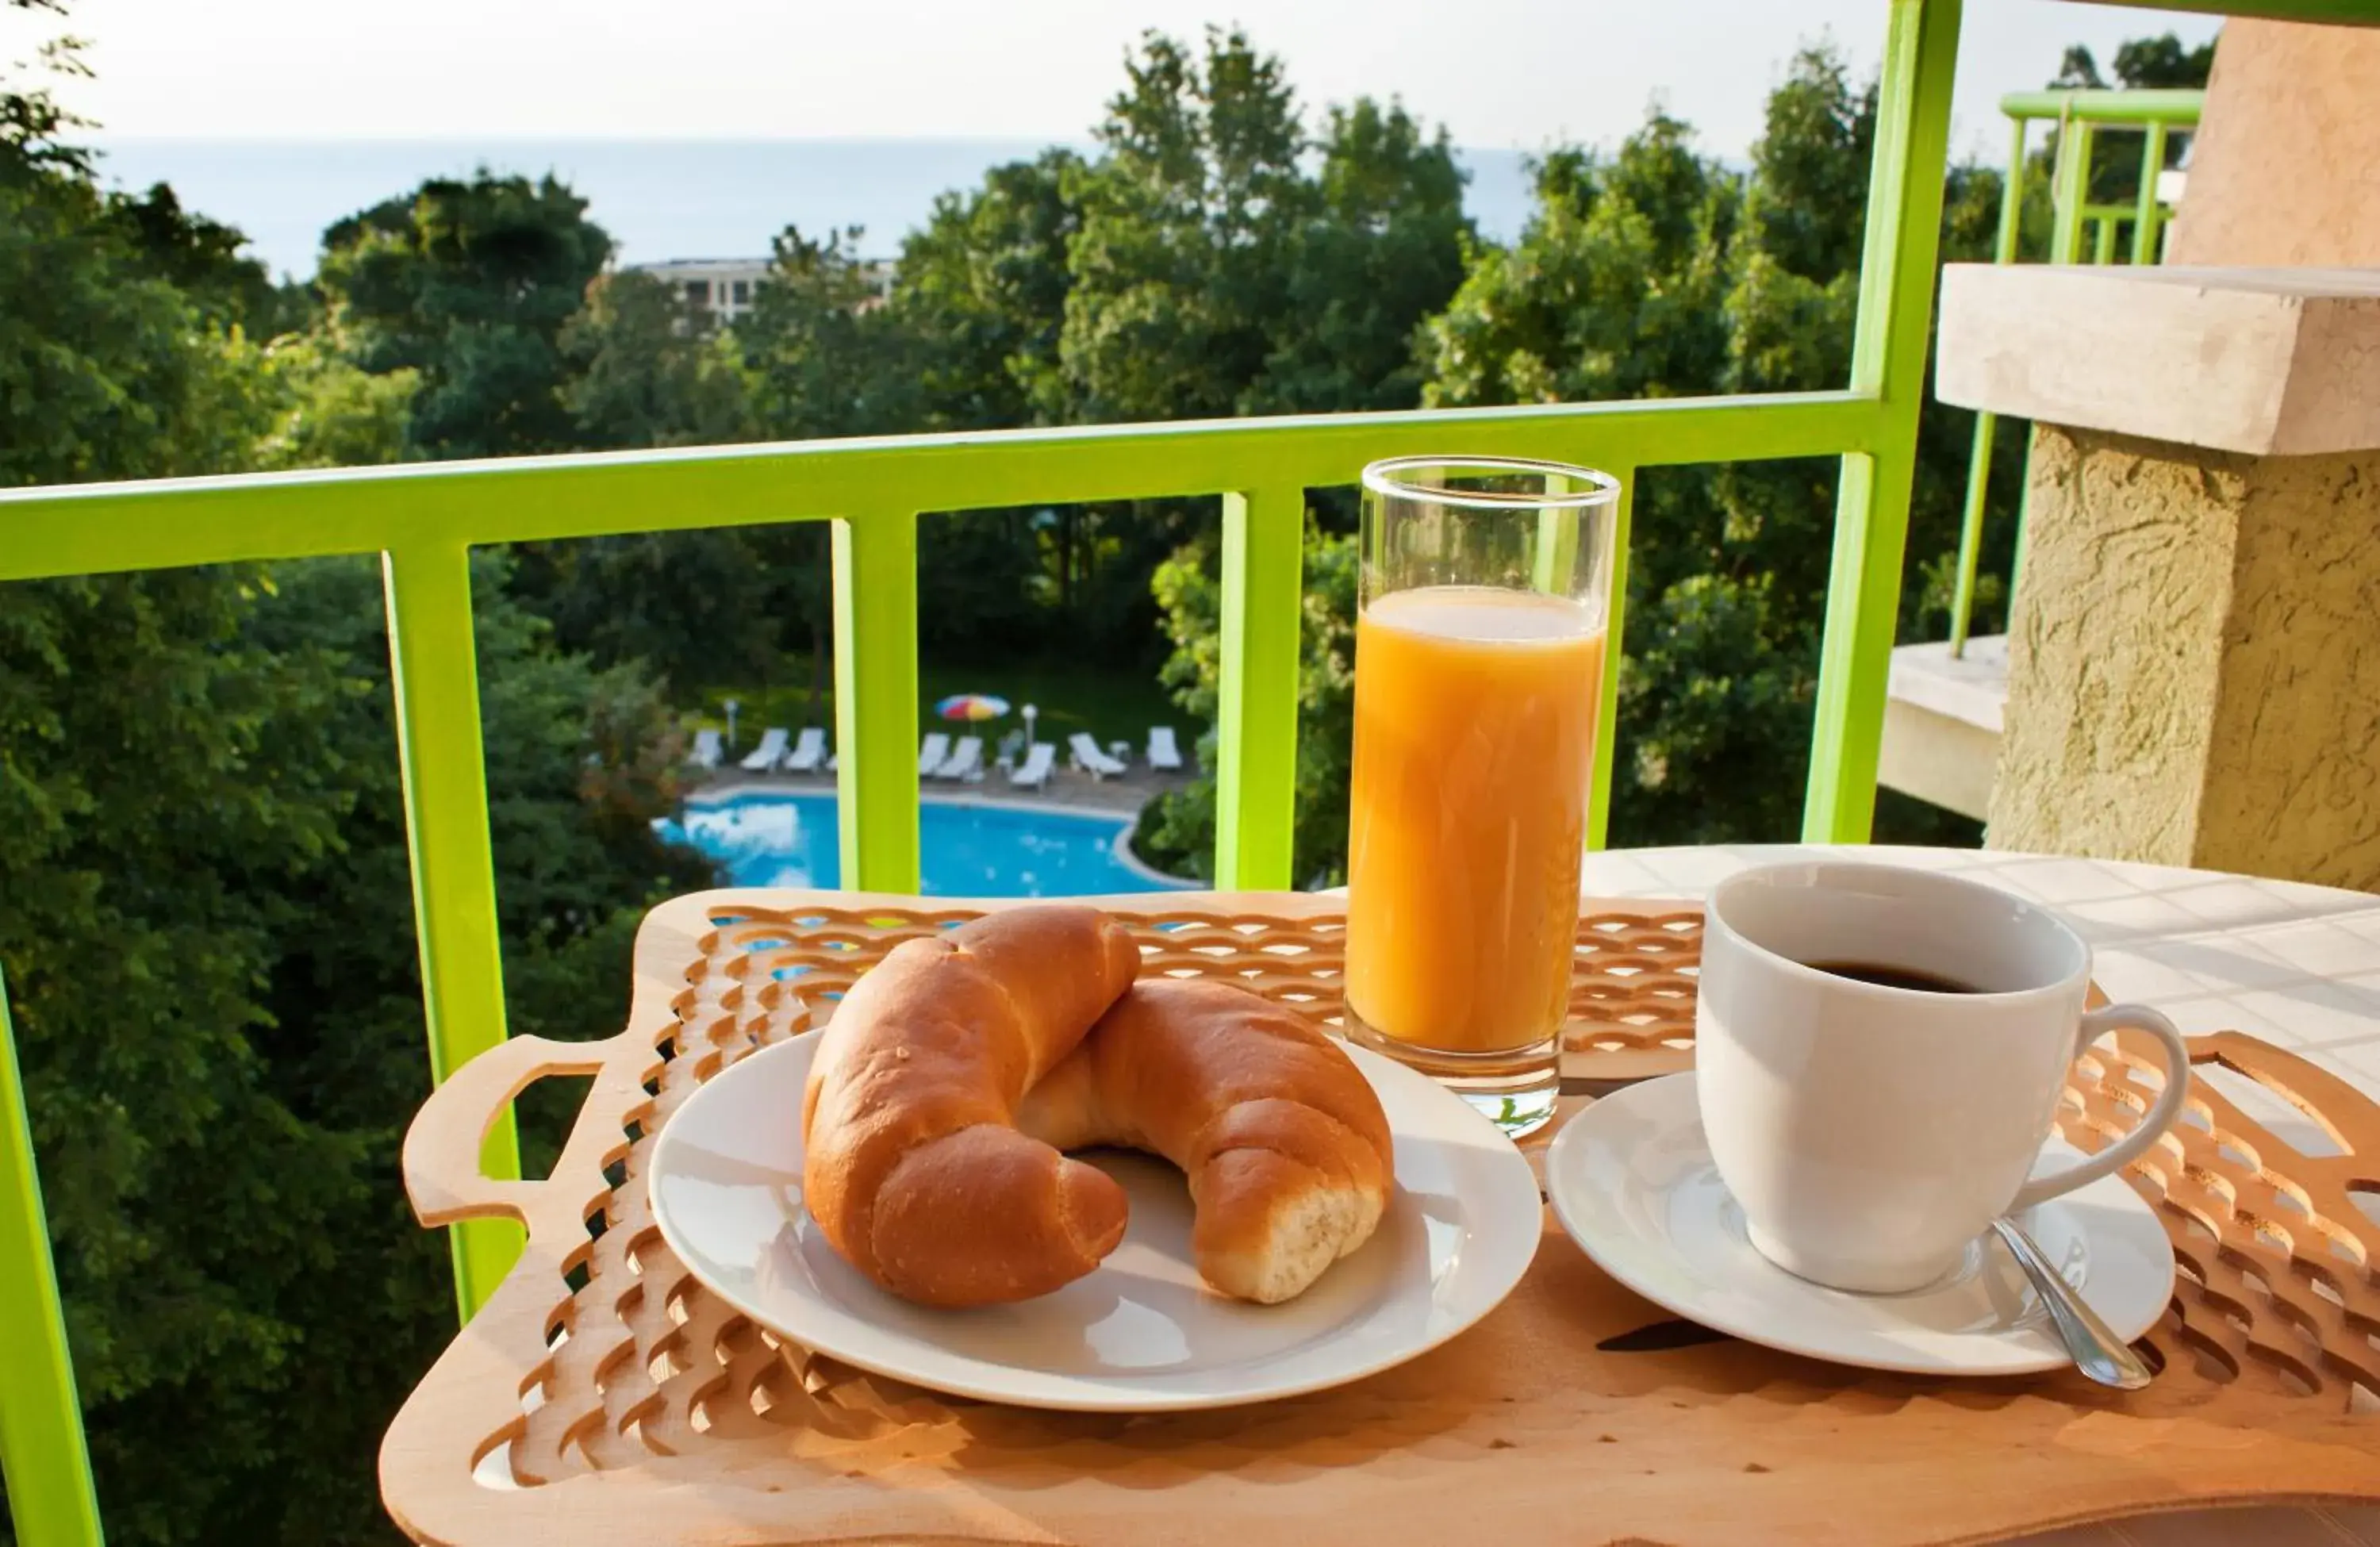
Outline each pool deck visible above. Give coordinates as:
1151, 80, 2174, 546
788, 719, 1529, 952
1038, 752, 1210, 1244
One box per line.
689, 757, 1193, 818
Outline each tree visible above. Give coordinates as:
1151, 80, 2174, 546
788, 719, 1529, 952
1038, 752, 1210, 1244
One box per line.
0, 148, 281, 487
2055, 32, 2216, 91
1418, 118, 1737, 409
316, 171, 612, 459
1152, 44, 2016, 869
2111, 33, 2217, 90
1417, 94, 1814, 843
892, 149, 1084, 431
252, 332, 415, 471
2049, 33, 2213, 213
1053, 28, 1315, 425
3, 20, 713, 1538
2, 554, 716, 1547
492, 29, 1477, 705
101, 181, 315, 338
0, 566, 391, 1547
1137, 519, 1357, 886
739, 221, 916, 440
562, 268, 751, 451
1259, 98, 1472, 414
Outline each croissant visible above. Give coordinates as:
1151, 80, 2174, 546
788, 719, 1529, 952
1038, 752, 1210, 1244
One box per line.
800, 905, 1140, 1307
1019, 977, 1395, 1303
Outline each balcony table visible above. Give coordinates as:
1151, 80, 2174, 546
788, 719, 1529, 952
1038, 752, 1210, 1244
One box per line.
1578, 843, 2380, 1547
371, 846, 2380, 1547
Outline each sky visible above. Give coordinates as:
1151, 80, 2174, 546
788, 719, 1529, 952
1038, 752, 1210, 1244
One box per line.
17, 1, 2219, 165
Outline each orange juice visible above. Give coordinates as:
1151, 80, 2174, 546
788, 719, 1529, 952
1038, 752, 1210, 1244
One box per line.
1345, 585, 1603, 1054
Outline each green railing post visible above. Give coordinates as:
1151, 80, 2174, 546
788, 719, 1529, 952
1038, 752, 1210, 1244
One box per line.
1948, 114, 2033, 659
381, 545, 524, 1322
832, 512, 922, 892
1947, 417, 1996, 658
2132, 120, 2171, 265
0, 969, 106, 1547
1215, 487, 1303, 889
2049, 116, 2094, 265
1802, 0, 1960, 843
1586, 474, 1635, 852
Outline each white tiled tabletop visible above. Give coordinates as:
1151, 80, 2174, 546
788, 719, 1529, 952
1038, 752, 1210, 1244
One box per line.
1582, 844, 2380, 1547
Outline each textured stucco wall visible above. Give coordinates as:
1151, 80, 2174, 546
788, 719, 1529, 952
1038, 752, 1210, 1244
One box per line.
1990, 428, 2240, 866
1992, 426, 2380, 890
2198, 451, 2380, 888
2167, 19, 2380, 267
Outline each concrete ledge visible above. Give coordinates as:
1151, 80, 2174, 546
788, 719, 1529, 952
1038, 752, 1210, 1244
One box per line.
1936, 264, 2380, 457
1877, 697, 1997, 823
1887, 637, 2008, 735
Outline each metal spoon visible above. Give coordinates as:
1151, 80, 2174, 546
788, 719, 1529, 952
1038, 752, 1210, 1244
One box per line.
1988, 1216, 2155, 1390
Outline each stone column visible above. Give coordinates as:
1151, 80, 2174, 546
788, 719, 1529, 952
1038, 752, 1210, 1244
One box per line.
2167, 18, 2380, 268
1936, 265, 2380, 890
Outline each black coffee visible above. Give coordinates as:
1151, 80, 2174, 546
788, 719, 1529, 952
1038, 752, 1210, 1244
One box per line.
1803, 959, 1979, 994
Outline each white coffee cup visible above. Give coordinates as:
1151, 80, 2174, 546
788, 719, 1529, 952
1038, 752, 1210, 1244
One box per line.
1696, 861, 2190, 1295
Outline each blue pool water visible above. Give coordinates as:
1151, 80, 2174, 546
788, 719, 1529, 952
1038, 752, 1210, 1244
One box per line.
658, 792, 1196, 896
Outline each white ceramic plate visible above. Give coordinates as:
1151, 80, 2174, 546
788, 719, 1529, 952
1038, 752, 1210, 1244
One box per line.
649, 1030, 1542, 1411
1544, 1073, 2176, 1377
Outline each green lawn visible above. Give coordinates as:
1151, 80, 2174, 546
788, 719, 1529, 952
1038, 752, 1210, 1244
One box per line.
689, 655, 1195, 762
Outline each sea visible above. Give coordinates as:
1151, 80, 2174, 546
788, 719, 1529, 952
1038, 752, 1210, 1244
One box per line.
88, 137, 1541, 282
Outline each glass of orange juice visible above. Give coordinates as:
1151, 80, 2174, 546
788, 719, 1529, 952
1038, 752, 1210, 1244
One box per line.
1342, 456, 1622, 1138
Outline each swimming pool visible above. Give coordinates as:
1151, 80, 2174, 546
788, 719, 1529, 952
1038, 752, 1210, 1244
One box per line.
658, 791, 1199, 896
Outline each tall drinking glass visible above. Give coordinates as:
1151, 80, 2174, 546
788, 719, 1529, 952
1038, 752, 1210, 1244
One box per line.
1342, 456, 1622, 1138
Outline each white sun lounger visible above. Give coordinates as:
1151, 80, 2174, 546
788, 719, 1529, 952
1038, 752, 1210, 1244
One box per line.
739, 726, 791, 772
784, 726, 828, 774
933, 735, 985, 781
1068, 731, 1127, 781
1146, 726, 1184, 772
1008, 742, 1057, 790
690, 727, 724, 770
918, 732, 951, 775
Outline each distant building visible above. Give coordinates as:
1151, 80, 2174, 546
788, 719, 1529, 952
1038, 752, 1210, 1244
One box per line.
625, 258, 772, 326
623, 255, 897, 326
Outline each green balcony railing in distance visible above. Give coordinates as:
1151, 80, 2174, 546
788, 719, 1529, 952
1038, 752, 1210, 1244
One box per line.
1944, 86, 2205, 659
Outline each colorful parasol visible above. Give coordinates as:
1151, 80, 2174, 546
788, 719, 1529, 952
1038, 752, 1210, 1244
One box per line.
935, 693, 1012, 722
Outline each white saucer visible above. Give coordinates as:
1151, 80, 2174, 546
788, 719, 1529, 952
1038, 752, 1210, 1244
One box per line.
648, 1030, 1543, 1411
1544, 1073, 2176, 1377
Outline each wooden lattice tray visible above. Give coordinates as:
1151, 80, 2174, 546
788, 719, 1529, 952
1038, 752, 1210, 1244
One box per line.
384, 889, 2380, 1546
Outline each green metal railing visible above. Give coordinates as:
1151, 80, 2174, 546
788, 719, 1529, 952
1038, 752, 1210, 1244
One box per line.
0, 1, 1952, 1540
1944, 87, 2204, 658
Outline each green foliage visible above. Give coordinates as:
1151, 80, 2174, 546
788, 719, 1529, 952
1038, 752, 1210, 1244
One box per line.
1265, 100, 1472, 413
1047, 28, 1471, 425
1054, 29, 1311, 423
2054, 32, 2216, 91
1153, 44, 2016, 866
252, 332, 415, 471
562, 269, 752, 450
0, 152, 281, 487
0, 567, 374, 1547
892, 150, 1082, 430
1418, 121, 1737, 407
1138, 520, 1357, 886
2, 33, 713, 1541
2109, 33, 2217, 90
316, 171, 612, 459
689, 28, 1472, 681
741, 224, 916, 439
2, 551, 714, 1546
101, 181, 315, 336
2048, 33, 2212, 212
